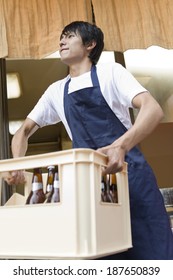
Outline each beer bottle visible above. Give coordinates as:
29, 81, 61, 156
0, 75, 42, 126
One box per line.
45, 165, 55, 203
110, 174, 118, 203
26, 167, 45, 204
101, 174, 113, 203
50, 168, 60, 203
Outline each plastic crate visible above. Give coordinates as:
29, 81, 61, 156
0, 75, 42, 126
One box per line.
0, 148, 132, 259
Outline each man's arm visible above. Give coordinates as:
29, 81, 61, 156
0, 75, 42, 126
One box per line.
5, 118, 39, 185
11, 118, 39, 158
97, 91, 164, 174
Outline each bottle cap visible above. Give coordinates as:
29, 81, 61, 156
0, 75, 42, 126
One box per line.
47, 165, 55, 169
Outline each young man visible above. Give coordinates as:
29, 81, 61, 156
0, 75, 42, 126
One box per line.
6, 21, 173, 259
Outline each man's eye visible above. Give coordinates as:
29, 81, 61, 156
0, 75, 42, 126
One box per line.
68, 34, 74, 38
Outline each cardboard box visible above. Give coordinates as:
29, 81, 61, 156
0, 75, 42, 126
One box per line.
0, 148, 132, 259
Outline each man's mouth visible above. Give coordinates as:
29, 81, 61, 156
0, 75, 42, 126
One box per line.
60, 48, 68, 53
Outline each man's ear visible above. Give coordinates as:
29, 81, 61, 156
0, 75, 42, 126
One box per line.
86, 40, 96, 50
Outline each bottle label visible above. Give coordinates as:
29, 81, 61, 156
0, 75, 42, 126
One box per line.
47, 184, 53, 192
32, 182, 43, 192
101, 182, 104, 191
54, 181, 59, 189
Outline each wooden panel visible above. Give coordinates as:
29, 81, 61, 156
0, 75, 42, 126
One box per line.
140, 123, 173, 187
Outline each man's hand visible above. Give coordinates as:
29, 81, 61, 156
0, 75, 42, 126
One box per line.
97, 143, 125, 175
4, 170, 26, 185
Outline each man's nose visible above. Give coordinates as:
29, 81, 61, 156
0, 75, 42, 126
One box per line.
59, 38, 66, 47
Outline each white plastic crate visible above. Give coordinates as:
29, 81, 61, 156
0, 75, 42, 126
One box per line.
0, 148, 132, 259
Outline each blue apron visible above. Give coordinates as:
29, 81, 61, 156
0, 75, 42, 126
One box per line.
64, 65, 173, 259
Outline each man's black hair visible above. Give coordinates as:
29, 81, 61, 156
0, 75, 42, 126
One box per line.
60, 21, 104, 65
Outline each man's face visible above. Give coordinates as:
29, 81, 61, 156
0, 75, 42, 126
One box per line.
59, 31, 89, 66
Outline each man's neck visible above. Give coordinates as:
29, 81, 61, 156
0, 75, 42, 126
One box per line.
69, 61, 93, 77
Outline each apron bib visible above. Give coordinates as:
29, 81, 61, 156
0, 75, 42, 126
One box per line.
64, 65, 173, 259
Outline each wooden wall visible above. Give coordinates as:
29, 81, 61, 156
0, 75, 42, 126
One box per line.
140, 122, 173, 188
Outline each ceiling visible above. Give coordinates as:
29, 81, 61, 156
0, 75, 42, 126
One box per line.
124, 47, 173, 122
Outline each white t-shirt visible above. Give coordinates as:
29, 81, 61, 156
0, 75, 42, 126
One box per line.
27, 62, 147, 140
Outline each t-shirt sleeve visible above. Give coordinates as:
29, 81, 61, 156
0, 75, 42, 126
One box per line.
112, 63, 148, 107
27, 86, 61, 127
